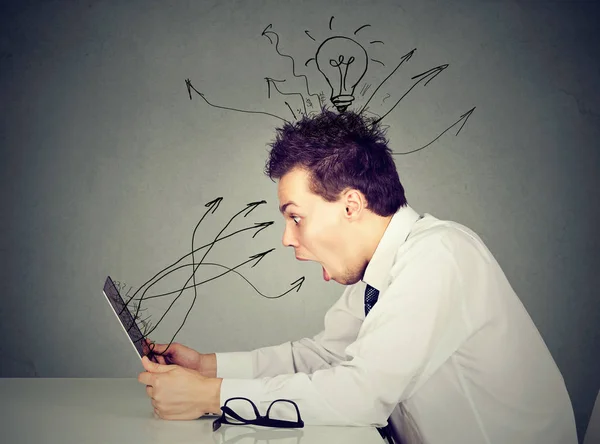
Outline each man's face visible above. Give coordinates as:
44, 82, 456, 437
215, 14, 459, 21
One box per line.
277, 168, 366, 285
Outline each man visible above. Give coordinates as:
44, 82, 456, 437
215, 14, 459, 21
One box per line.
138, 110, 577, 443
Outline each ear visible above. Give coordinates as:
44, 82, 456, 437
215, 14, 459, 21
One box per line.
342, 189, 366, 218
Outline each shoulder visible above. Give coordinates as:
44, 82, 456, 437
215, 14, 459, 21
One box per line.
395, 213, 495, 269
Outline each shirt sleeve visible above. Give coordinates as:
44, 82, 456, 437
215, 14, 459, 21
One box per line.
216, 285, 364, 379
219, 233, 474, 426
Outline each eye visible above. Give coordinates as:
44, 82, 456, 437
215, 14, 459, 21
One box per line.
291, 215, 300, 225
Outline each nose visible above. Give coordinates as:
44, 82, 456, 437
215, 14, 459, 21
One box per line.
282, 224, 298, 248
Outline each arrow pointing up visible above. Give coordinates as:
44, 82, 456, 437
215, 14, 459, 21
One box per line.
392, 106, 476, 156
290, 276, 305, 292
243, 200, 267, 217
205, 197, 223, 214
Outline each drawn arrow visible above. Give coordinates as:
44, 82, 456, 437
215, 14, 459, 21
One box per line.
260, 24, 319, 103
124, 196, 223, 319
248, 248, 276, 268
185, 78, 289, 123
252, 221, 274, 238
135, 266, 306, 355
138, 262, 303, 301
124, 220, 275, 314
188, 196, 224, 331
265, 77, 307, 117
374, 63, 449, 124
289, 276, 305, 293
359, 48, 416, 115
392, 107, 476, 155
142, 200, 269, 337
142, 248, 276, 337
205, 197, 223, 213
242, 200, 267, 217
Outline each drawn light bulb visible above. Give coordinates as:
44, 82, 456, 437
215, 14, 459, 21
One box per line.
315, 36, 368, 112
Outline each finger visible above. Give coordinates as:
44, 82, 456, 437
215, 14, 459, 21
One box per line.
147, 341, 171, 354
142, 355, 175, 373
142, 356, 154, 371
137, 371, 153, 385
145, 385, 153, 399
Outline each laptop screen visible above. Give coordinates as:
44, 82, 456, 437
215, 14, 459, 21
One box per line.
102, 276, 146, 360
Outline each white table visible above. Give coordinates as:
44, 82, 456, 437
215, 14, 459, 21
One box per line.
0, 378, 385, 444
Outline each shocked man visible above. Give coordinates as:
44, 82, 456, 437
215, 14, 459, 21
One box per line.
138, 110, 577, 444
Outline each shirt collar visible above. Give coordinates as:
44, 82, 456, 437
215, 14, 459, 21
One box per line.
362, 204, 421, 294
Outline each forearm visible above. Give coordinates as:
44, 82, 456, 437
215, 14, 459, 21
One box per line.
214, 337, 349, 380
215, 287, 362, 379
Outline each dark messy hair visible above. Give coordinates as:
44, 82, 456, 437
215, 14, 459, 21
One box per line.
264, 109, 407, 216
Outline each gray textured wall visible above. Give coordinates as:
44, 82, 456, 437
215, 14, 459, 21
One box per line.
1, 0, 598, 441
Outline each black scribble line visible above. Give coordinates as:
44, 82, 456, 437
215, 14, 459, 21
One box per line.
140, 200, 267, 339
370, 40, 384, 45
392, 107, 476, 155
265, 77, 286, 99
123, 199, 304, 357
125, 197, 223, 330
139, 201, 284, 354
122, 218, 275, 318
126, 262, 304, 303
188, 190, 208, 343
285, 102, 297, 119
329, 16, 334, 30
142, 250, 277, 304
185, 78, 289, 124
261, 24, 320, 105
371, 58, 385, 66
360, 83, 372, 96
374, 63, 449, 124
135, 253, 310, 302
265, 77, 308, 116
354, 24, 371, 35
305, 30, 316, 41
359, 48, 417, 116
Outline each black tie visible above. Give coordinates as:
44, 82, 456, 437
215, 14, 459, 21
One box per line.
364, 283, 395, 443
364, 284, 379, 316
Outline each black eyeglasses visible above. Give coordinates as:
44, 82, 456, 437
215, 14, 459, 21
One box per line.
213, 397, 304, 431
212, 425, 303, 444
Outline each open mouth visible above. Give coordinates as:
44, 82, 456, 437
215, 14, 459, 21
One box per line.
296, 256, 331, 281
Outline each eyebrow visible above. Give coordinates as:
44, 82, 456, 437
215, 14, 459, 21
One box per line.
279, 201, 298, 214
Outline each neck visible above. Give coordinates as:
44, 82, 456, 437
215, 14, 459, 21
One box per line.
359, 213, 393, 264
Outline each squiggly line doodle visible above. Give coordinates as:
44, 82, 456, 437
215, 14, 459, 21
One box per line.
115, 198, 304, 359
185, 16, 476, 155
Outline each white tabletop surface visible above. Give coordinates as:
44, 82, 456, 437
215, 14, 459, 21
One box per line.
0, 378, 384, 444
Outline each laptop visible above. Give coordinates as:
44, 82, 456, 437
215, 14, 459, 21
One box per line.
102, 275, 151, 362
102, 275, 221, 416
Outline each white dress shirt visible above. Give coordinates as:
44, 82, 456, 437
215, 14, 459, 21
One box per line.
216, 204, 578, 444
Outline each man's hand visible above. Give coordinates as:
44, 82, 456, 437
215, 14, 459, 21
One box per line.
142, 339, 217, 377
137, 356, 222, 420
